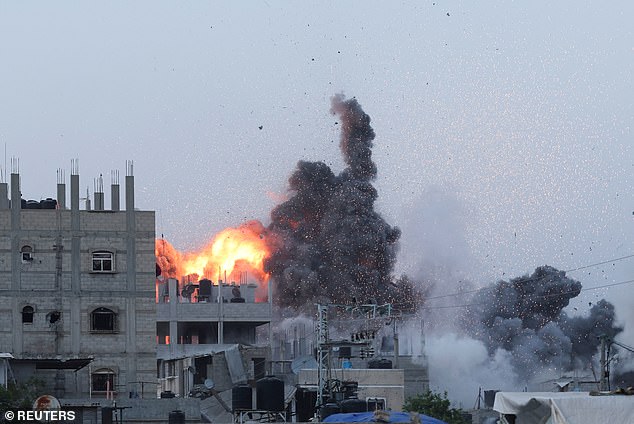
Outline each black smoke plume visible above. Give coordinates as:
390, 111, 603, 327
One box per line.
467, 265, 623, 380
265, 94, 411, 310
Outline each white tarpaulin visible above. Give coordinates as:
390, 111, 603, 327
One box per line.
493, 392, 634, 424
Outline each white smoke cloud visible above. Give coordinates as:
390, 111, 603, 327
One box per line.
425, 333, 518, 408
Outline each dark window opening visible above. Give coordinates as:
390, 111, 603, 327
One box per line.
22, 306, 34, 324
47, 311, 61, 324
92, 369, 116, 392
253, 357, 266, 380
92, 251, 114, 272
21, 245, 33, 263
193, 356, 213, 385
91, 308, 117, 332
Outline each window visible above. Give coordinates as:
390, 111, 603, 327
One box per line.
22, 306, 34, 324
21, 245, 33, 263
90, 308, 117, 333
91, 368, 116, 392
92, 251, 114, 272
164, 361, 176, 378
46, 311, 61, 325
367, 397, 386, 411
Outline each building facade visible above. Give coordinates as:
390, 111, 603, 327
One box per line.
156, 277, 272, 398
0, 164, 156, 400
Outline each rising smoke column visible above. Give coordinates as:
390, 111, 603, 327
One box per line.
265, 94, 405, 310
467, 265, 622, 380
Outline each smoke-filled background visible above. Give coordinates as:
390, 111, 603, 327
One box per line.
266, 96, 630, 406
2, 0, 633, 407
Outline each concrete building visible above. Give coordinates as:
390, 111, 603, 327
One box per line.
0, 162, 156, 400
155, 277, 273, 398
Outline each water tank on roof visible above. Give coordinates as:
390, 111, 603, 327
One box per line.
232, 384, 252, 411
295, 388, 318, 422
340, 398, 367, 413
168, 410, 185, 424
198, 279, 212, 297
25, 200, 41, 209
256, 375, 284, 412
40, 198, 57, 209
320, 403, 341, 420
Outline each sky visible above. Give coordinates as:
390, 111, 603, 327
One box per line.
1, 0, 633, 396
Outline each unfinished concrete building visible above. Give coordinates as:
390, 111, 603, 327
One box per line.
155, 277, 272, 399
0, 161, 156, 400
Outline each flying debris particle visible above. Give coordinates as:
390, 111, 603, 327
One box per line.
447, 12, 450, 16
258, 126, 263, 130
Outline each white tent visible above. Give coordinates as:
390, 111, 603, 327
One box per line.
493, 392, 634, 424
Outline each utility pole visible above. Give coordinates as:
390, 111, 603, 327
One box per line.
599, 335, 609, 392
316, 304, 330, 417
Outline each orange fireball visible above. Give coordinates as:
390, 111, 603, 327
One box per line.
156, 220, 271, 300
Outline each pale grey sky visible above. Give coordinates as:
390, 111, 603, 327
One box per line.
1, 1, 632, 342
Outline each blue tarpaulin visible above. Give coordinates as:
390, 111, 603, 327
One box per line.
323, 411, 448, 424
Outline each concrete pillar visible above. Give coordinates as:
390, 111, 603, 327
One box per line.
0, 183, 8, 209
94, 192, 104, 211
71, 297, 80, 355
111, 184, 120, 211
70, 174, 80, 294
10, 173, 21, 354
10, 173, 20, 292
125, 170, 138, 384
10, 173, 20, 228
125, 175, 134, 212
57, 183, 66, 209
168, 279, 178, 355
70, 175, 79, 223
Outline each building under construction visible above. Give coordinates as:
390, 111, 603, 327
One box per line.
0, 161, 160, 422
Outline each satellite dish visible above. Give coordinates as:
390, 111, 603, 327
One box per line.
181, 284, 196, 298
204, 378, 215, 389
232, 287, 241, 298
33, 395, 61, 411
291, 356, 318, 374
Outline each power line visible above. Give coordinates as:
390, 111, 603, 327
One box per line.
422, 253, 634, 302
565, 254, 634, 273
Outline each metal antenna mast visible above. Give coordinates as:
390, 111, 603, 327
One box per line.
316, 304, 330, 417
